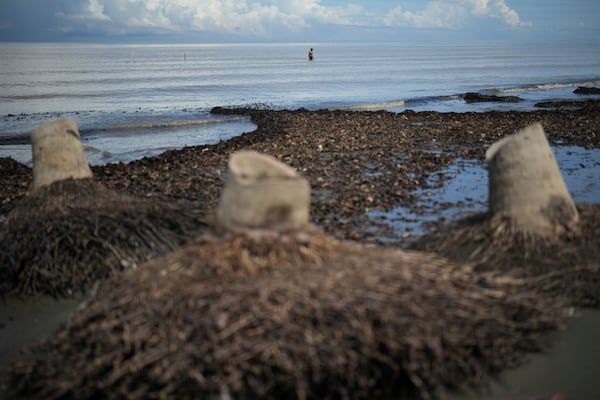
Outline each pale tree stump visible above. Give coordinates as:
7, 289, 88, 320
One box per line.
486, 122, 579, 236
217, 150, 311, 231
31, 119, 92, 190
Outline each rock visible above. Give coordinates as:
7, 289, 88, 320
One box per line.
574, 86, 600, 95
534, 99, 596, 109
463, 92, 521, 103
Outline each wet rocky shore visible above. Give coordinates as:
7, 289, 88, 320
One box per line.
2, 99, 598, 246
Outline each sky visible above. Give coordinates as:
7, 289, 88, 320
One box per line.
0, 0, 598, 43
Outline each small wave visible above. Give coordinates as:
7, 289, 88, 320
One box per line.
342, 100, 406, 111
83, 116, 246, 134
493, 80, 600, 94
405, 94, 462, 105
82, 145, 101, 153
0, 114, 248, 142
0, 92, 101, 101
0, 134, 30, 145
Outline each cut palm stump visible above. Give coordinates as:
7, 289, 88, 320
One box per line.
486, 122, 579, 236
412, 123, 600, 307
30, 119, 93, 190
0, 120, 207, 298
217, 150, 310, 232
8, 150, 566, 400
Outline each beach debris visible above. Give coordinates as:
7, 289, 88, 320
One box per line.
4, 104, 598, 242
30, 119, 92, 190
7, 229, 566, 400
534, 98, 600, 110
411, 123, 600, 307
8, 152, 566, 400
0, 157, 30, 216
0, 179, 207, 297
217, 150, 310, 232
0, 120, 208, 298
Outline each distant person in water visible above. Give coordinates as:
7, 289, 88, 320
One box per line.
308, 48, 314, 61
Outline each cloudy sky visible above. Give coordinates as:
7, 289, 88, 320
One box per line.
0, 0, 598, 42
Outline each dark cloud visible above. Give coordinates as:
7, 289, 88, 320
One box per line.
0, 0, 79, 41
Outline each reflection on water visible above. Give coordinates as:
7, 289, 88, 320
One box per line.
0, 295, 87, 396
554, 146, 600, 203
448, 309, 600, 400
370, 146, 600, 238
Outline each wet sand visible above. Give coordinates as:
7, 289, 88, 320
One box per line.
1, 100, 599, 398
0, 295, 87, 398
448, 309, 600, 400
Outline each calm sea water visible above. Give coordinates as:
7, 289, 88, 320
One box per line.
1, 41, 600, 164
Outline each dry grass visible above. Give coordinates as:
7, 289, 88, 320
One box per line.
411, 204, 600, 307
0, 178, 207, 297
10, 228, 565, 399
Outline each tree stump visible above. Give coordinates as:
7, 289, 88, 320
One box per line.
217, 150, 310, 231
31, 119, 92, 190
486, 123, 579, 236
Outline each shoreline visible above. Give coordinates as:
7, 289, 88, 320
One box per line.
1, 101, 599, 244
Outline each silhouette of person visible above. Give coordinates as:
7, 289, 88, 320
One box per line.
308, 48, 314, 61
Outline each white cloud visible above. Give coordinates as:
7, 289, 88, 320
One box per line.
384, 0, 531, 29
54, 0, 116, 34
55, 0, 364, 37
384, 2, 468, 28
53, 0, 531, 38
185, 0, 307, 35
87, 0, 111, 21
466, 0, 532, 27
57, 0, 111, 22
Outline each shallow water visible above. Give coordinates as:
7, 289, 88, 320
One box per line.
0, 117, 256, 166
449, 309, 600, 400
0, 295, 87, 397
2, 295, 600, 399
370, 146, 600, 239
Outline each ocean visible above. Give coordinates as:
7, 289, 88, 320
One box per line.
1, 40, 600, 165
